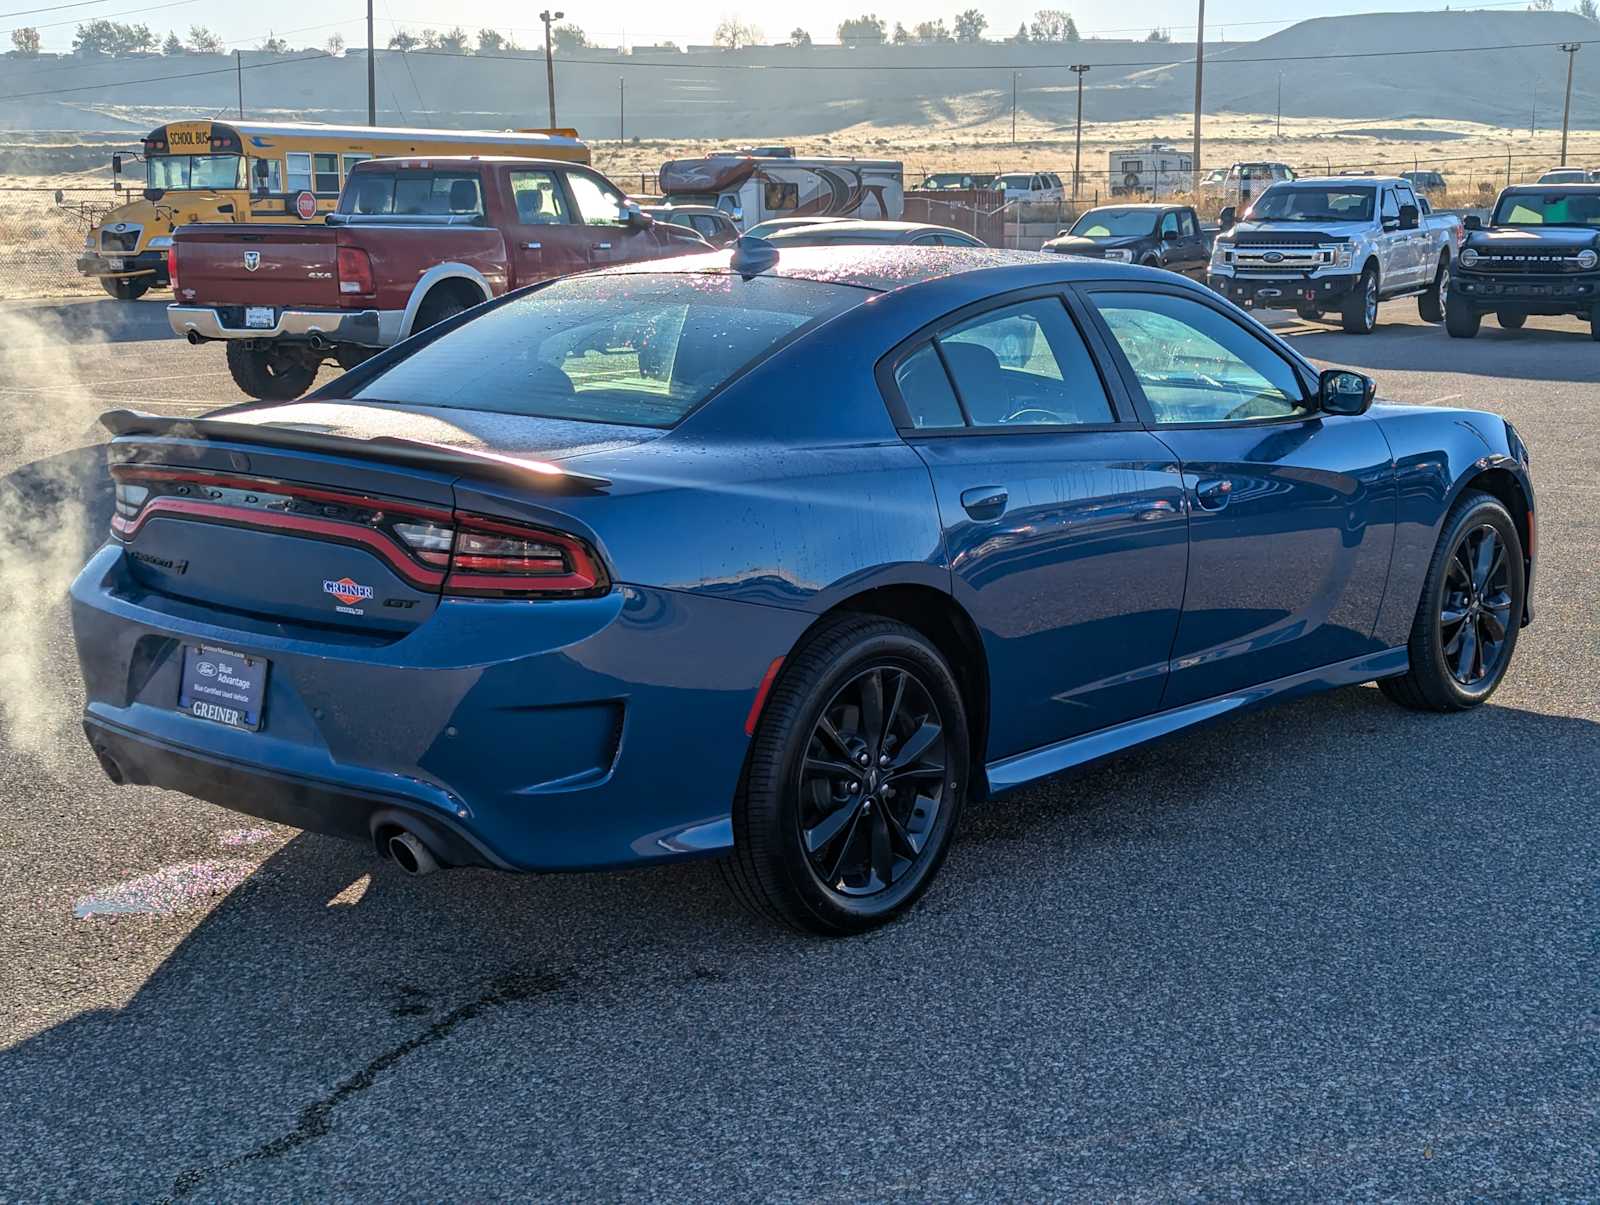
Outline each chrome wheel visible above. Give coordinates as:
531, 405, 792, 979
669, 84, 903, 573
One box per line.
1440, 523, 1514, 686
797, 665, 948, 897
1364, 275, 1379, 328
1437, 263, 1449, 310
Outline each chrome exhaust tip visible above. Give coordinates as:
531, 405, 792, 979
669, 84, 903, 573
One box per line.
387, 830, 440, 876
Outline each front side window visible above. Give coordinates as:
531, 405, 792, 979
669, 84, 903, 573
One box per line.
145, 154, 244, 190
286, 152, 312, 193
1492, 190, 1600, 227
935, 300, 1114, 428
348, 274, 865, 428
509, 170, 570, 224
1159, 211, 1180, 238
1380, 189, 1400, 223
567, 171, 627, 224
1091, 291, 1310, 425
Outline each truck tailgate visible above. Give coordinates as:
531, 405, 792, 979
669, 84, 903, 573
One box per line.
173, 224, 343, 308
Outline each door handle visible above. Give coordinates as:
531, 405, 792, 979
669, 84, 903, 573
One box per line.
521, 241, 542, 250
960, 485, 1008, 520
591, 242, 612, 251
1194, 479, 1233, 511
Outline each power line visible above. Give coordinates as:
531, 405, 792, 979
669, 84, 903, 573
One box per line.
1, 0, 198, 36
0, 49, 331, 99
0, 0, 121, 18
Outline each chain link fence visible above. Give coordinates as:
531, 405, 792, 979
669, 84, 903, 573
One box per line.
0, 184, 123, 302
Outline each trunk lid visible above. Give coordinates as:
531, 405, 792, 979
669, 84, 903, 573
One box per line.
173, 223, 343, 309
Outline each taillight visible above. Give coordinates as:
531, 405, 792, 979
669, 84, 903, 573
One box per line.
166, 244, 179, 293
337, 246, 374, 295
444, 515, 608, 598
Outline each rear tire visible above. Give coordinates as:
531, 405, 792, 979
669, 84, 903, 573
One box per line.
1341, 265, 1379, 334
1418, 256, 1449, 323
1379, 491, 1524, 712
723, 615, 969, 935
1495, 310, 1527, 330
100, 275, 151, 301
1445, 293, 1481, 339
225, 341, 319, 401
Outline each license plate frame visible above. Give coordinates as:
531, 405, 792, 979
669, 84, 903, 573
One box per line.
177, 645, 268, 731
106, 257, 125, 270
244, 306, 276, 329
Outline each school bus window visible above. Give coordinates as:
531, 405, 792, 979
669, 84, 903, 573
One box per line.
248, 157, 282, 194
314, 153, 339, 194
342, 153, 371, 178
147, 154, 244, 190
286, 152, 313, 193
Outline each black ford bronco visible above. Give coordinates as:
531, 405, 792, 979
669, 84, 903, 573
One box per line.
1449, 184, 1600, 339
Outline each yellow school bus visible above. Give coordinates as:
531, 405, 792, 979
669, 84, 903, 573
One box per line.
80, 119, 590, 299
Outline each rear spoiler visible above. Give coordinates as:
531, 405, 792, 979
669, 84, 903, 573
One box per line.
99, 409, 612, 492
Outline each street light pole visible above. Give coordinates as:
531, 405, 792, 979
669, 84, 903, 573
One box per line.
1192, 0, 1205, 192
1559, 42, 1581, 166
1011, 71, 1018, 146
1276, 71, 1282, 139
366, 0, 376, 125
1070, 64, 1090, 202
540, 10, 565, 129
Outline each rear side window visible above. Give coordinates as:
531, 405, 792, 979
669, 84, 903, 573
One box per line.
341, 171, 484, 218
349, 274, 865, 428
894, 346, 964, 429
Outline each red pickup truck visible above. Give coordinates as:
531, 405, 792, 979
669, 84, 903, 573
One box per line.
167, 156, 707, 399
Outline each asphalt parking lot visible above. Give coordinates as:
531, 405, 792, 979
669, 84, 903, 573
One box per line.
1, 296, 1596, 1199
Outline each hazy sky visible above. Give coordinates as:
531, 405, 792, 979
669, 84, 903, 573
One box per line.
16, 0, 1534, 55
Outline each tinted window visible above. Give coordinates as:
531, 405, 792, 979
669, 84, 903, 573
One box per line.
341, 171, 484, 217
1492, 190, 1600, 227
567, 171, 627, 224
349, 274, 864, 428
936, 300, 1114, 428
509, 170, 570, 223
1092, 291, 1309, 424
894, 345, 965, 429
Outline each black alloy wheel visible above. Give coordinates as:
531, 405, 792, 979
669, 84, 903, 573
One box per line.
797, 666, 947, 897
1381, 491, 1524, 711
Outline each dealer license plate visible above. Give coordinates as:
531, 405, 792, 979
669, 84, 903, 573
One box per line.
107, 258, 124, 270
244, 306, 275, 329
178, 645, 268, 730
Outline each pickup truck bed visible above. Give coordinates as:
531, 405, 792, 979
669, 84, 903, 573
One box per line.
170, 156, 705, 399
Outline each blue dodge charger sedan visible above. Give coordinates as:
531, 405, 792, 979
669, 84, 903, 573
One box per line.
73, 243, 1535, 933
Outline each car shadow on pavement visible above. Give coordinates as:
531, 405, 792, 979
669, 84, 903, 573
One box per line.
2, 678, 1597, 1198
0, 298, 174, 347
1285, 317, 1600, 383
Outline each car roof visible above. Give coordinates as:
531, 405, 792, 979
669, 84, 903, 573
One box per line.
1282, 175, 1402, 186
766, 220, 947, 236
644, 204, 729, 217
596, 244, 1155, 292
1079, 202, 1170, 211
1514, 179, 1600, 188
355, 155, 583, 169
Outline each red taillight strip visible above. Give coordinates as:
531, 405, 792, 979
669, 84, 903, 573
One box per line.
110, 465, 455, 522
113, 497, 445, 588
744, 656, 786, 737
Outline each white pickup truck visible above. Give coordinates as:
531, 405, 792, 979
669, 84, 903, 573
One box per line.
1206, 175, 1461, 333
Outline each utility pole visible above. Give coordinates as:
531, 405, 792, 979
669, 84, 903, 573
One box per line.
1192, 0, 1205, 192
541, 10, 565, 129
1531, 80, 1539, 138
1011, 71, 1018, 146
1276, 71, 1282, 138
619, 76, 624, 142
1070, 64, 1090, 201
1559, 42, 1581, 166
367, 0, 377, 125
236, 49, 243, 119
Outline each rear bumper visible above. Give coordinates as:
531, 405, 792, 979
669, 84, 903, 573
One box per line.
167, 304, 402, 347
78, 251, 168, 281
70, 543, 811, 871
1209, 272, 1360, 308
1451, 271, 1600, 314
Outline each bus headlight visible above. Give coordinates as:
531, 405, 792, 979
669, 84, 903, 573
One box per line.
147, 236, 173, 249
1460, 248, 1480, 268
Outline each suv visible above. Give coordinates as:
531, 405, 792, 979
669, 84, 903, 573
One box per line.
1401, 170, 1447, 195
1207, 175, 1460, 333
1448, 183, 1600, 339
993, 172, 1064, 204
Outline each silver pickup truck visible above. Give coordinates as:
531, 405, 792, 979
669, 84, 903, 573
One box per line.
1206, 175, 1461, 333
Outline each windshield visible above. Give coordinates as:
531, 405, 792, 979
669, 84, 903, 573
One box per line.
145, 154, 244, 190
1070, 209, 1158, 237
348, 274, 866, 428
1491, 190, 1600, 227
1537, 171, 1588, 184
998, 174, 1033, 190
1246, 185, 1374, 223
923, 174, 974, 189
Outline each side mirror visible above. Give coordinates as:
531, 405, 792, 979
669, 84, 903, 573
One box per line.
1218, 206, 1236, 230
1320, 369, 1376, 416
1160, 228, 1178, 242
1398, 203, 1419, 230
1464, 214, 1482, 231
623, 201, 653, 229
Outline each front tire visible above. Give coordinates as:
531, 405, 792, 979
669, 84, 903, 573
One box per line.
1380, 491, 1525, 712
1341, 265, 1379, 334
1418, 256, 1449, 322
100, 275, 151, 301
225, 341, 319, 401
724, 615, 969, 935
1495, 310, 1527, 330
1445, 293, 1481, 339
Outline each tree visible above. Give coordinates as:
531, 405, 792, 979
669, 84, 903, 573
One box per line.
10, 26, 42, 55
1580, 0, 1600, 21
1145, 27, 1170, 41
837, 13, 888, 44
788, 27, 812, 46
1014, 21, 1029, 41
438, 26, 470, 52
1527, 0, 1554, 9
1028, 9, 1079, 41
418, 29, 442, 50
892, 21, 910, 43
388, 28, 419, 50
551, 22, 588, 51
913, 19, 952, 41
187, 25, 223, 53
73, 20, 157, 55
325, 32, 345, 54
260, 32, 289, 53
477, 28, 508, 52
954, 9, 987, 41
162, 30, 183, 54
713, 17, 761, 49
